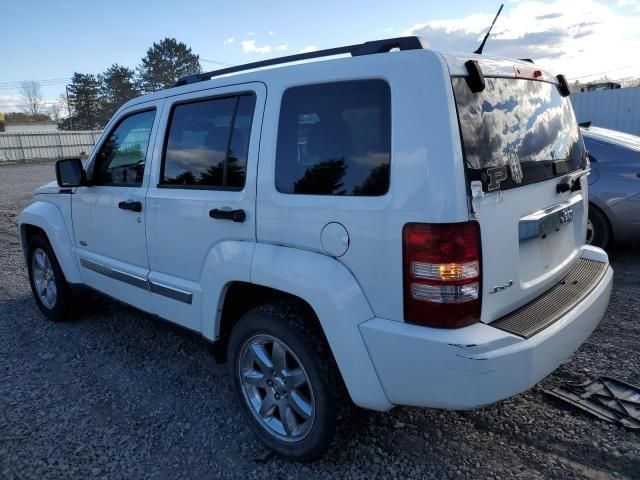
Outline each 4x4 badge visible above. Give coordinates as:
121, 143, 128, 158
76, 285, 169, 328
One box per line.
489, 280, 513, 294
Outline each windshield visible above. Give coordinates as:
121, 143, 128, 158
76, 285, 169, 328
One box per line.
452, 77, 585, 191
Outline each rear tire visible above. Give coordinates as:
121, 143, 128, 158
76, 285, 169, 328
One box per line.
227, 301, 348, 462
27, 234, 75, 321
586, 205, 611, 249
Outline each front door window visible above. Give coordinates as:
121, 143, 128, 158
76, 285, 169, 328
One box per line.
92, 109, 156, 186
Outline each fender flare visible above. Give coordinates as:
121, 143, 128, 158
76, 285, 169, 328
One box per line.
200, 240, 255, 339
249, 243, 392, 411
18, 200, 82, 284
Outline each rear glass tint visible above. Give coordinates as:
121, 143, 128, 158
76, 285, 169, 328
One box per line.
275, 80, 391, 196
161, 94, 255, 189
452, 78, 585, 191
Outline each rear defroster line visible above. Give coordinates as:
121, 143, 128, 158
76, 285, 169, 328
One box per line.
543, 376, 640, 430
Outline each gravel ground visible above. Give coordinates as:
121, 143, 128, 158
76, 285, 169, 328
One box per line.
1, 162, 639, 480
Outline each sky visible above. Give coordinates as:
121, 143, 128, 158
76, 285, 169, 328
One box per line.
1, 0, 639, 113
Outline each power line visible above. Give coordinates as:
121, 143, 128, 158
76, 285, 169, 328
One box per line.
568, 65, 636, 81
200, 58, 233, 66
0, 102, 61, 108
0, 82, 71, 92
0, 77, 71, 87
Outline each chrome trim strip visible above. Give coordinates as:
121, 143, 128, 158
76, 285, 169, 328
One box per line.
79, 257, 193, 304
80, 258, 149, 290
519, 194, 582, 241
149, 280, 193, 305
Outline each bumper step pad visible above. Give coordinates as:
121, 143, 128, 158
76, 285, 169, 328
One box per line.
491, 258, 608, 339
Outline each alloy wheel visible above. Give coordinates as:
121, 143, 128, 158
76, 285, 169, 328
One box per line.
238, 334, 315, 442
32, 248, 57, 309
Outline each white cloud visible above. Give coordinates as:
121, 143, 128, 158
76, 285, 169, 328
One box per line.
275, 44, 288, 51
0, 95, 24, 113
268, 30, 274, 35
406, 0, 640, 81
0, 94, 60, 113
299, 45, 318, 53
247, 31, 255, 36
241, 39, 272, 54
223, 37, 234, 45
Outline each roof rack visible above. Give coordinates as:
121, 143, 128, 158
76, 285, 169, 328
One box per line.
173, 36, 428, 87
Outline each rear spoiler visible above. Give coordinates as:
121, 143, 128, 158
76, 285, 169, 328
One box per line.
462, 59, 570, 97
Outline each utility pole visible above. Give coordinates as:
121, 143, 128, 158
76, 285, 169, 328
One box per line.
65, 85, 73, 130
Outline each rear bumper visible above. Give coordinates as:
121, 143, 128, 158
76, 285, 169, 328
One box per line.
359, 248, 613, 410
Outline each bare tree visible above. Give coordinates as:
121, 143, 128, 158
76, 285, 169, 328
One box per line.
48, 102, 61, 122
19, 80, 44, 115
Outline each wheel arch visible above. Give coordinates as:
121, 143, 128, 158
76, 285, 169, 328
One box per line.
20, 223, 47, 255
211, 243, 392, 411
212, 281, 315, 362
19, 201, 82, 284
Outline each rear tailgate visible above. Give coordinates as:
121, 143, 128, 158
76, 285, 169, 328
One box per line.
442, 53, 590, 323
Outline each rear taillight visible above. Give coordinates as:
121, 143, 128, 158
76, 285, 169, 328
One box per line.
403, 222, 482, 328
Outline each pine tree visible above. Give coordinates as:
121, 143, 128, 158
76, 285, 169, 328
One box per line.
138, 38, 202, 92
64, 73, 102, 130
99, 64, 140, 124
293, 159, 347, 195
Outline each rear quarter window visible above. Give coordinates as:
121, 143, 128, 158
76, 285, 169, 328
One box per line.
275, 80, 391, 196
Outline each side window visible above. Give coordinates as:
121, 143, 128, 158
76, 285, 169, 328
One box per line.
93, 110, 156, 186
275, 80, 391, 196
160, 94, 256, 189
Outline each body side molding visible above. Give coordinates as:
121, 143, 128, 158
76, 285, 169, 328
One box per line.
79, 257, 193, 304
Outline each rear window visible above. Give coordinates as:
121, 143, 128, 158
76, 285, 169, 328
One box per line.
452, 78, 585, 191
161, 94, 255, 189
275, 80, 391, 196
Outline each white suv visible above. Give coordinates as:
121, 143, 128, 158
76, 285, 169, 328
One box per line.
19, 37, 613, 461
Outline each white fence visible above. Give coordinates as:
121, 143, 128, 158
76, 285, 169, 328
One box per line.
571, 86, 640, 136
2, 89, 638, 163
0, 130, 103, 164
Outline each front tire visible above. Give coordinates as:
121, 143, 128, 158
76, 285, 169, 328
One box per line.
27, 234, 75, 321
228, 301, 347, 461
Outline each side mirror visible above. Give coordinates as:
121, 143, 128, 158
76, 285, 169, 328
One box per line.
55, 158, 85, 187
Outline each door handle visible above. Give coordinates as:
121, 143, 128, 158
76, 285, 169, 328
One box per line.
118, 200, 142, 212
209, 208, 246, 223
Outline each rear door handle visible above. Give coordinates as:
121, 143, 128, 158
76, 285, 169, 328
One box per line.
118, 200, 142, 212
209, 208, 246, 223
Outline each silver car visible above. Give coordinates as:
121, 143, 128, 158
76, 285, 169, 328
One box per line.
581, 124, 640, 248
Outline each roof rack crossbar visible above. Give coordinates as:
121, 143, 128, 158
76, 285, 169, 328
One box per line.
173, 36, 427, 87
